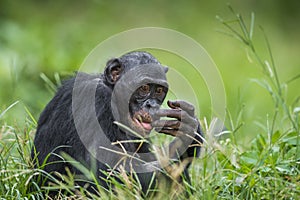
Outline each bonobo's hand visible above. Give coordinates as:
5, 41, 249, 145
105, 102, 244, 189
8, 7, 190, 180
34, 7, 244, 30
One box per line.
152, 100, 199, 138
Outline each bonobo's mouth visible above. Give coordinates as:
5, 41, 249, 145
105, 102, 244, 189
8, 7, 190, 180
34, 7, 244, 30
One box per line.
132, 110, 153, 132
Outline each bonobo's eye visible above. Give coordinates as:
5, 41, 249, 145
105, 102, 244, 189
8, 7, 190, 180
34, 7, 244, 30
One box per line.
138, 84, 150, 97
155, 87, 164, 96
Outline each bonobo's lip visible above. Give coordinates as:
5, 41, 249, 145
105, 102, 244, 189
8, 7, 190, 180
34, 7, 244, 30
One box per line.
132, 111, 153, 132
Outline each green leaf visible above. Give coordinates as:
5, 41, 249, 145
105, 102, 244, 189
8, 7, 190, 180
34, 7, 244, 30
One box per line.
260, 166, 271, 173
285, 147, 300, 160
276, 165, 292, 175
271, 130, 281, 144
240, 151, 259, 166
282, 132, 299, 146
251, 133, 266, 151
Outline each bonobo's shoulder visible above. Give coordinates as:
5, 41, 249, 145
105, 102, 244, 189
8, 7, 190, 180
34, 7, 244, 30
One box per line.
37, 72, 105, 124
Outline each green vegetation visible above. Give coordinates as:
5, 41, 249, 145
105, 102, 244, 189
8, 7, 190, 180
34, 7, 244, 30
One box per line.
0, 1, 299, 199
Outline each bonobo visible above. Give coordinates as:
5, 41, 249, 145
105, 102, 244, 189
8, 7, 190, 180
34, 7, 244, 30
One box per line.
31, 51, 203, 196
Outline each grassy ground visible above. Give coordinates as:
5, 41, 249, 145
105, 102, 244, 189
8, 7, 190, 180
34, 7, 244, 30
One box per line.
0, 2, 299, 200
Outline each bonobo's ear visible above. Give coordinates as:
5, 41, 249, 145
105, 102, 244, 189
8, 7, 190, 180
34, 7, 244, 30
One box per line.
164, 66, 169, 73
104, 58, 123, 85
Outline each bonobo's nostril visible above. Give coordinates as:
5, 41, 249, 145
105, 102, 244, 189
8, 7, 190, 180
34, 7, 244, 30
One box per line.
144, 99, 160, 109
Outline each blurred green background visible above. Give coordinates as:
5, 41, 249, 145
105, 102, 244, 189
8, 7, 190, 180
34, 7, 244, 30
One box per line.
0, 0, 299, 144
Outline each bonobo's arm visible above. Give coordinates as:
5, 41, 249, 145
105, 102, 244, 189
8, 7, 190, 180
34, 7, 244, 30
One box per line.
152, 100, 203, 161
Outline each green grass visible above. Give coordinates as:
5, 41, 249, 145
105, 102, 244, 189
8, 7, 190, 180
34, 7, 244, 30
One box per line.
0, 6, 300, 200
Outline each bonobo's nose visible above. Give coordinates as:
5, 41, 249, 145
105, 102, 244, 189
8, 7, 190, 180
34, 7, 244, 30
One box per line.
143, 99, 160, 119
144, 99, 160, 109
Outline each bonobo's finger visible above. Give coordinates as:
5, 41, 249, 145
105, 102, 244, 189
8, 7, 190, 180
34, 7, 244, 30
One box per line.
155, 109, 182, 120
155, 109, 196, 124
154, 121, 196, 137
177, 122, 197, 134
155, 128, 185, 137
168, 100, 195, 116
152, 120, 180, 129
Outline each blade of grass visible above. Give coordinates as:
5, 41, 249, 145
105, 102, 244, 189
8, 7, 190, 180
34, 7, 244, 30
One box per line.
40, 73, 57, 93
24, 106, 37, 126
0, 101, 19, 119
249, 12, 255, 40
259, 26, 281, 96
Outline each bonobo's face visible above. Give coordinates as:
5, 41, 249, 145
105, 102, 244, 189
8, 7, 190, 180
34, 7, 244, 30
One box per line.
129, 83, 168, 135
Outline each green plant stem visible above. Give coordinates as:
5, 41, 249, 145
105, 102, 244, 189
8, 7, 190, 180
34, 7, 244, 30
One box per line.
218, 8, 299, 134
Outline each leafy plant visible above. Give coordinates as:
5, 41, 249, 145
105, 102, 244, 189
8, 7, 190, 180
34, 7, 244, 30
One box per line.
195, 5, 300, 199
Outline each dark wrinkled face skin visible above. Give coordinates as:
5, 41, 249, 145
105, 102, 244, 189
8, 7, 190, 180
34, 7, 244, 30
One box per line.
129, 83, 168, 135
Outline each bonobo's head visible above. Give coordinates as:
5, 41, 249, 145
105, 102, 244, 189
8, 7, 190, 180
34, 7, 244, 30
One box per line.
105, 51, 168, 136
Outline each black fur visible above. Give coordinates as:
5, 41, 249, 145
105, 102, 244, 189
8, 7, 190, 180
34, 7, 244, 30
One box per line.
31, 51, 203, 196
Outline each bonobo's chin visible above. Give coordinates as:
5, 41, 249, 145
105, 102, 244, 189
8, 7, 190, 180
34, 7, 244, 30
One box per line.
129, 110, 153, 136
